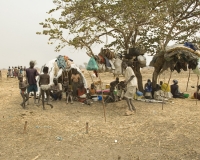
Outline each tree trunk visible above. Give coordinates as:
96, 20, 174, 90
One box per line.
133, 61, 143, 92
152, 54, 165, 91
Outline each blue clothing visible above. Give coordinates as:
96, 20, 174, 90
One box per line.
27, 84, 38, 93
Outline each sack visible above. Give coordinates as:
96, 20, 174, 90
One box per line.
86, 57, 99, 70
57, 55, 66, 70
137, 55, 146, 66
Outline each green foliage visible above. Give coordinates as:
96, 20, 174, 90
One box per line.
38, 0, 200, 54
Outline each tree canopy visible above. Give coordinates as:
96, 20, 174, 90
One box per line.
37, 0, 200, 55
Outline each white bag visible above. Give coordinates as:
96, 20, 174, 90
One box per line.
137, 55, 146, 65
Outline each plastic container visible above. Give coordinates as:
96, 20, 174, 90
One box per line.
98, 95, 102, 101
183, 93, 189, 98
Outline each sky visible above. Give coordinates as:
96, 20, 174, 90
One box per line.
0, 0, 152, 69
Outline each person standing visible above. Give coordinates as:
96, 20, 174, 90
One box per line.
38, 66, 53, 109
26, 61, 39, 104
8, 66, 11, 77
71, 68, 81, 99
122, 62, 137, 116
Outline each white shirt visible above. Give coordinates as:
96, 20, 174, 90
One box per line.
125, 67, 137, 87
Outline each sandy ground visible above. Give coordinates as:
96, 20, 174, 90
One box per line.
0, 68, 200, 160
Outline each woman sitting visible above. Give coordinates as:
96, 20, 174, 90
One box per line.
170, 80, 184, 98
144, 79, 152, 99
77, 83, 91, 105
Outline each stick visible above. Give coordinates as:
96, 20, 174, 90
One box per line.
186, 69, 191, 92
196, 75, 199, 105
31, 154, 41, 160
162, 71, 172, 110
86, 122, 89, 134
23, 121, 28, 133
98, 72, 107, 122
87, 70, 95, 85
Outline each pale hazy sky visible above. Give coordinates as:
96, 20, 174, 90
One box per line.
0, 0, 152, 69
0, 0, 92, 69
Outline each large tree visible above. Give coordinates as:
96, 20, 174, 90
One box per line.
37, 0, 200, 91
148, 0, 200, 89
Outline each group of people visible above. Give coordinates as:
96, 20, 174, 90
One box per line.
8, 66, 26, 78
143, 78, 200, 100
17, 60, 139, 116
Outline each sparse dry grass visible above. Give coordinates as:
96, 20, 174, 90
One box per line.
0, 69, 200, 160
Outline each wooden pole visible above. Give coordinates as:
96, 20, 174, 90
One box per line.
86, 122, 89, 134
87, 70, 95, 85
98, 72, 107, 122
162, 71, 172, 110
23, 121, 28, 134
186, 69, 191, 92
196, 75, 199, 105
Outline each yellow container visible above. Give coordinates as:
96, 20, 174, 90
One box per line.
106, 84, 110, 89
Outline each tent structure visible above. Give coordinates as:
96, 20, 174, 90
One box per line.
36, 56, 88, 95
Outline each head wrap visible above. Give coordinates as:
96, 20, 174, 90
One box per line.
173, 79, 178, 84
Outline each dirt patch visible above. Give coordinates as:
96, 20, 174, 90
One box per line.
0, 69, 200, 160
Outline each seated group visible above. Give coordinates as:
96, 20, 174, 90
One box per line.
144, 79, 200, 100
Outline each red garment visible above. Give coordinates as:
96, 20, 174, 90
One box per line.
194, 92, 200, 100
77, 88, 87, 102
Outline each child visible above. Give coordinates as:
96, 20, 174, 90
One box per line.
38, 66, 53, 110
18, 76, 29, 108
77, 83, 91, 105
89, 83, 97, 97
66, 85, 73, 104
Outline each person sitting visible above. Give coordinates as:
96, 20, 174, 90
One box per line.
49, 78, 62, 101
89, 83, 97, 97
18, 76, 29, 108
77, 83, 91, 105
104, 77, 119, 103
144, 79, 152, 99
155, 81, 163, 91
117, 81, 126, 100
170, 80, 184, 98
193, 85, 200, 100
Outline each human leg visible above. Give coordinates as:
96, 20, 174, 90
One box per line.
20, 93, 26, 108
46, 90, 53, 108
41, 90, 45, 110
130, 99, 136, 112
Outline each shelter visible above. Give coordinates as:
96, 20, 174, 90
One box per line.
36, 56, 88, 95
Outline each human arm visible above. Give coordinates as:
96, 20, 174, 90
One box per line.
124, 75, 135, 85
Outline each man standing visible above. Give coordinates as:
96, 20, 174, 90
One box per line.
122, 61, 137, 116
50, 78, 62, 101
26, 61, 39, 104
71, 68, 81, 98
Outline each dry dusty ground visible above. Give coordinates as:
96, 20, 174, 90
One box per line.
0, 68, 200, 160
